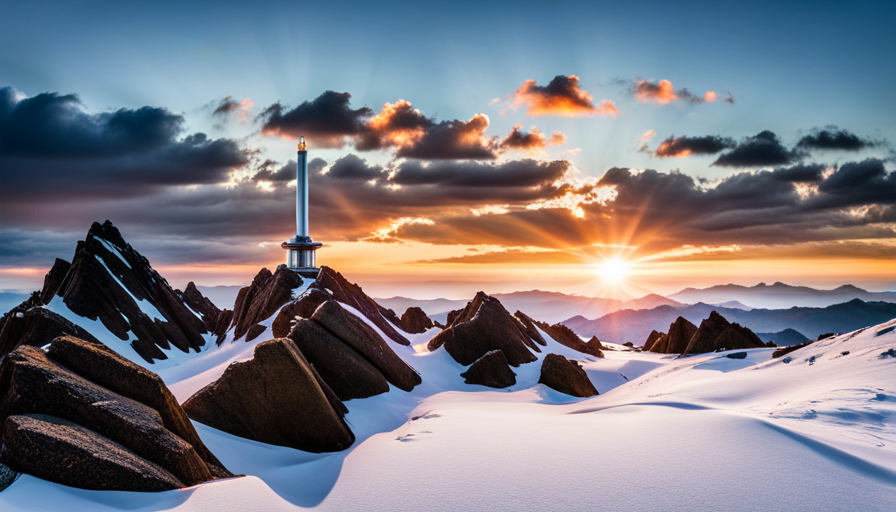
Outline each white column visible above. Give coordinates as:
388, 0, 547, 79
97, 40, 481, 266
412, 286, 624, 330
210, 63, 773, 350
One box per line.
296, 149, 308, 238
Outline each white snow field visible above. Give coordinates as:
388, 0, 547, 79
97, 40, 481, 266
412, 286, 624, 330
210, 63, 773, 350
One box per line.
2, 302, 896, 511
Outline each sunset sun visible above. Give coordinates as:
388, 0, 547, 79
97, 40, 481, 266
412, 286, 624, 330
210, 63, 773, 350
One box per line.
597, 257, 630, 284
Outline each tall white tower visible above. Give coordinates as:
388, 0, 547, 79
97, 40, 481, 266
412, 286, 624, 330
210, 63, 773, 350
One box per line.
281, 136, 322, 275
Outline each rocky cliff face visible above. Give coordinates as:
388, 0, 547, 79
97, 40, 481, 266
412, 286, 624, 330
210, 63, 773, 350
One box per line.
683, 311, 766, 355
427, 292, 538, 367
0, 336, 232, 492
649, 316, 698, 354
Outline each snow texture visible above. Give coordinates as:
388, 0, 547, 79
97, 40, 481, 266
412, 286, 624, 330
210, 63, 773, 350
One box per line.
4, 300, 896, 512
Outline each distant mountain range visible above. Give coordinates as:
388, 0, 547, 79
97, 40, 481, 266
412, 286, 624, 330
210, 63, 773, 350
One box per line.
669, 282, 896, 309
561, 299, 896, 345
376, 290, 683, 324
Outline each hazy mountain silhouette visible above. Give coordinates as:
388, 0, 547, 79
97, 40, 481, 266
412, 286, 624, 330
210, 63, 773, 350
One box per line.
562, 299, 896, 345
377, 290, 683, 325
670, 282, 896, 309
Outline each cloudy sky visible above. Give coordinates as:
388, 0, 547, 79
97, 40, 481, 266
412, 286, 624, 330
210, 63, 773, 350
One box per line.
1, 0, 895, 299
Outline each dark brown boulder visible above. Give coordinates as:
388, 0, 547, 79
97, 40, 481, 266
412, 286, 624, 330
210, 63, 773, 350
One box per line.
183, 338, 355, 453
0, 344, 227, 487
176, 282, 222, 333
40, 258, 71, 304
312, 300, 421, 392
0, 306, 100, 359
683, 311, 766, 356
643, 330, 665, 351
427, 292, 537, 367
53, 221, 211, 363
288, 319, 390, 400
230, 266, 303, 340
399, 307, 434, 334
314, 266, 409, 345
45, 336, 230, 477
651, 317, 698, 354
538, 353, 599, 398
2, 414, 184, 492
271, 287, 331, 338
460, 350, 516, 388
513, 311, 547, 346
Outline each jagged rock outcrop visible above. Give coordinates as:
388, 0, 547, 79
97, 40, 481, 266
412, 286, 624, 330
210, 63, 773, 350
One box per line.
230, 266, 302, 340
460, 350, 516, 388
513, 311, 547, 346
3, 414, 185, 492
643, 330, 665, 351
312, 300, 421, 391
272, 288, 331, 338
399, 306, 434, 334
183, 338, 354, 453
175, 282, 223, 334
40, 258, 71, 305
650, 316, 698, 354
314, 266, 409, 345
0, 306, 100, 359
43, 221, 215, 363
532, 318, 604, 358
0, 337, 231, 491
288, 319, 390, 400
538, 353, 599, 397
427, 292, 538, 367
683, 311, 766, 356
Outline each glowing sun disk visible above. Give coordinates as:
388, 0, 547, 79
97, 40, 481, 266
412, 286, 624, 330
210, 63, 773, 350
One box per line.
597, 258, 630, 283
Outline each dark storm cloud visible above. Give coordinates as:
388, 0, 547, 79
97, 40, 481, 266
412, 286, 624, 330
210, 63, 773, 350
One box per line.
796, 127, 878, 151
0, 87, 249, 203
324, 154, 383, 181
212, 96, 241, 116
252, 159, 295, 182
259, 91, 374, 147
651, 135, 735, 158
0, 86, 182, 158
815, 158, 896, 205
712, 130, 803, 167
390, 158, 568, 187
394, 115, 498, 160
769, 164, 826, 183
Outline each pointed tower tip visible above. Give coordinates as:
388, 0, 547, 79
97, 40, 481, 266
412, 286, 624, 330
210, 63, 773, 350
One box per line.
298, 136, 306, 152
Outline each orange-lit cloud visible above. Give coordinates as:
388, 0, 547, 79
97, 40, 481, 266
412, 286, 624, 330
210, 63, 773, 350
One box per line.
513, 75, 618, 117
631, 79, 726, 106
651, 135, 736, 158
499, 124, 566, 153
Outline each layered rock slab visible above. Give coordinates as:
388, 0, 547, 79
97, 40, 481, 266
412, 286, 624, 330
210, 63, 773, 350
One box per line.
0, 338, 231, 491
311, 300, 421, 392
288, 319, 390, 400
183, 338, 354, 453
3, 414, 184, 492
